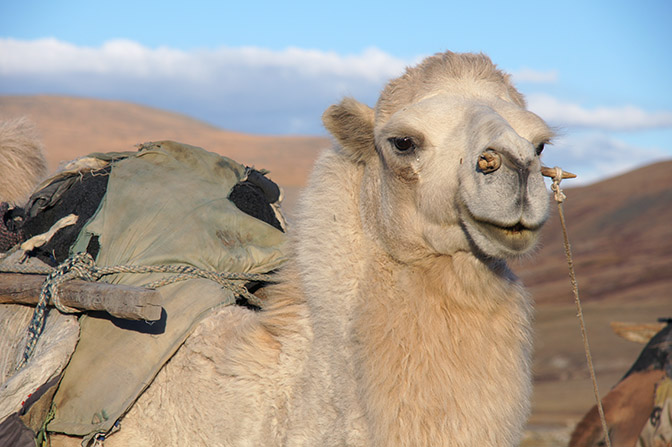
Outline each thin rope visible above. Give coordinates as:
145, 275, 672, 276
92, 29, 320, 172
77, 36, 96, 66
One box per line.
14, 253, 94, 371
10, 252, 275, 371
549, 167, 611, 447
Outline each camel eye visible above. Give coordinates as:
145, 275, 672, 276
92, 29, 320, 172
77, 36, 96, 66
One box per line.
535, 143, 545, 156
391, 137, 416, 152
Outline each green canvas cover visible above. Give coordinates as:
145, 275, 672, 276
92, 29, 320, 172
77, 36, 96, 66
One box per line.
47, 141, 288, 438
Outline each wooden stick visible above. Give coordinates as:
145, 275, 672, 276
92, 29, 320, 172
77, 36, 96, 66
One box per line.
610, 321, 666, 344
541, 166, 577, 179
0, 273, 163, 321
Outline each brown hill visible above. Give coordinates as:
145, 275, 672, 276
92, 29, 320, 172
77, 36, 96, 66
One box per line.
514, 160, 672, 305
0, 95, 330, 210
2, 95, 670, 429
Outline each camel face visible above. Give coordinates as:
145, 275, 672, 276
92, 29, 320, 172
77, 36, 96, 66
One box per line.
374, 92, 552, 259
325, 52, 553, 261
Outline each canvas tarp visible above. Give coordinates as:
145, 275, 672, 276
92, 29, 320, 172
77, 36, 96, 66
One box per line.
46, 141, 288, 438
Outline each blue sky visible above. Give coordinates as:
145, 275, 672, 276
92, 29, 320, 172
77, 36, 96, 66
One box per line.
1, 0, 671, 183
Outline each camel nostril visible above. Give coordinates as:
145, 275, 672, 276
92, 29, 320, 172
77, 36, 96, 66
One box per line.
477, 150, 501, 174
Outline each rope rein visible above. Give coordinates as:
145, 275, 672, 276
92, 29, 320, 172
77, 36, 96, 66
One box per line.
547, 167, 612, 447
8, 252, 275, 371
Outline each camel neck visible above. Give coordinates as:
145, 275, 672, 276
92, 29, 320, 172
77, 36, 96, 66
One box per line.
350, 247, 532, 445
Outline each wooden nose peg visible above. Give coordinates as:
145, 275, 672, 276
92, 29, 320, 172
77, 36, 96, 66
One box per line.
541, 166, 577, 180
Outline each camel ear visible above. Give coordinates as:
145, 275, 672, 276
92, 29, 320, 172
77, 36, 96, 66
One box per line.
322, 98, 375, 163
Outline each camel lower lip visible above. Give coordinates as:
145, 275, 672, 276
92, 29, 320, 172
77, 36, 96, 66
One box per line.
502, 223, 526, 234
481, 221, 532, 237
473, 219, 539, 252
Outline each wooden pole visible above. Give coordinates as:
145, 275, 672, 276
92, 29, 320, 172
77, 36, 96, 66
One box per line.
0, 273, 163, 321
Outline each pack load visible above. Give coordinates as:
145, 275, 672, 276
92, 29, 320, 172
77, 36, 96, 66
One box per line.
0, 141, 288, 444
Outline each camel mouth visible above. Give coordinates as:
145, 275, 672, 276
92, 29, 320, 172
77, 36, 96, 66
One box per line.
476, 219, 540, 252
459, 205, 542, 256
494, 221, 541, 236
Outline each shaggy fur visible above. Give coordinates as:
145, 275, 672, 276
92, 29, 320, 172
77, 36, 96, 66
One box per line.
46, 51, 553, 446
0, 118, 47, 205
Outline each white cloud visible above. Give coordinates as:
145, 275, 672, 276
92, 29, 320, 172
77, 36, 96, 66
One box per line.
528, 94, 672, 131
0, 38, 406, 84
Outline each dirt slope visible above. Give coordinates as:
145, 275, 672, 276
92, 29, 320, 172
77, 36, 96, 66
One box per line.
0, 95, 329, 211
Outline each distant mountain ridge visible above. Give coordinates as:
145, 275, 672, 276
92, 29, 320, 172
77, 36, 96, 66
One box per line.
514, 159, 672, 306
0, 95, 329, 189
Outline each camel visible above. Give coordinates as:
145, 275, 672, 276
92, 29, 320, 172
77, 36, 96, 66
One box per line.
18, 51, 553, 446
0, 118, 47, 205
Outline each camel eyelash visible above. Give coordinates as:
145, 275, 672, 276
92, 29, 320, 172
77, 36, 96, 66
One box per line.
535, 139, 552, 156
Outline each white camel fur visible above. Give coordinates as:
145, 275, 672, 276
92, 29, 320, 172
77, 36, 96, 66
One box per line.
0, 118, 47, 204
44, 51, 554, 446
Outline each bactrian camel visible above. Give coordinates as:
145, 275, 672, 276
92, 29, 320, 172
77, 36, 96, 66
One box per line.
41, 51, 553, 446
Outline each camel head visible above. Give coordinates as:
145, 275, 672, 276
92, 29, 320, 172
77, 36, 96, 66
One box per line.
323, 51, 553, 261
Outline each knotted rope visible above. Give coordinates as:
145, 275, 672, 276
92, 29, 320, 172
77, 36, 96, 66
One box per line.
545, 167, 611, 447
10, 252, 275, 372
